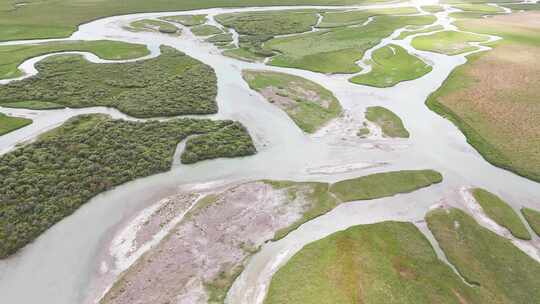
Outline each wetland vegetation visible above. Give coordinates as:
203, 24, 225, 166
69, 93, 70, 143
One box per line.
427, 12, 540, 182
0, 47, 218, 118
265, 14, 435, 73
181, 122, 256, 164
364, 106, 409, 138
127, 19, 179, 34
427, 207, 540, 303
521, 207, 540, 237
411, 30, 489, 55
0, 114, 254, 258
265, 221, 480, 304
471, 188, 530, 240
0, 113, 32, 136
0, 40, 150, 80
349, 44, 432, 87
242, 70, 341, 133
329, 170, 441, 202
160, 14, 207, 26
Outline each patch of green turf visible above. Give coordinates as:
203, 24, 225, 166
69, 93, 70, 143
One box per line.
453, 3, 505, 14
0, 100, 65, 110
0, 47, 217, 118
503, 3, 540, 11
426, 207, 540, 303
471, 188, 530, 240
0, 113, 32, 136
265, 221, 480, 304
411, 30, 489, 55
349, 44, 432, 87
396, 25, 444, 40
127, 19, 179, 34
206, 33, 234, 47
216, 10, 319, 36
190, 24, 223, 36
181, 122, 256, 164
222, 47, 267, 62
270, 182, 339, 240
0, 114, 254, 258
242, 70, 342, 133
0, 40, 150, 80
521, 207, 540, 237
215, 10, 320, 61
329, 170, 442, 202
421, 5, 444, 13
317, 7, 419, 28
364, 106, 409, 138
265, 15, 435, 73
426, 16, 540, 182
160, 14, 207, 26
357, 125, 370, 137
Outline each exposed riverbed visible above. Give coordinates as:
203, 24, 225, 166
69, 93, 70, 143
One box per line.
1, 1, 539, 303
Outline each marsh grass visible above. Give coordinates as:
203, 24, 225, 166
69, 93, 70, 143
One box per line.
0, 40, 150, 80
471, 188, 530, 240
349, 44, 432, 87
0, 113, 32, 136
364, 106, 409, 138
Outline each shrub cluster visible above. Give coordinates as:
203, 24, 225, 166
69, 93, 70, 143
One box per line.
181, 122, 256, 164
0, 114, 255, 257
0, 47, 217, 118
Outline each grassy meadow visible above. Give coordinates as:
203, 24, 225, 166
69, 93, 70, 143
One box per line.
0, 40, 150, 80
364, 106, 409, 138
242, 70, 342, 133
349, 44, 432, 87
411, 30, 489, 55
426, 12, 540, 182
471, 188, 530, 240
521, 207, 540, 237
0, 113, 32, 135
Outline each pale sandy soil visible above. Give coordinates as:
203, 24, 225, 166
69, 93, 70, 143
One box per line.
100, 181, 326, 304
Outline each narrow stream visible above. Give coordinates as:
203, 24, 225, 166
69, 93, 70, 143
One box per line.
0, 1, 539, 304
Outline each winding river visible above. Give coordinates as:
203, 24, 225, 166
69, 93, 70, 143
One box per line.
0, 0, 539, 303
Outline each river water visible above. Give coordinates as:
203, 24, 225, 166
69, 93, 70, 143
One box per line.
0, 1, 539, 303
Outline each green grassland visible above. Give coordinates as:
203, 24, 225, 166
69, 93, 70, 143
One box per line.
190, 24, 223, 36
453, 3, 504, 14
265, 15, 435, 73
411, 30, 489, 55
349, 44, 432, 87
427, 207, 540, 303
0, 100, 64, 110
160, 14, 207, 26
0, 0, 400, 42
317, 7, 419, 28
223, 47, 268, 62
426, 14, 540, 182
329, 170, 442, 202
0, 40, 150, 80
181, 122, 256, 164
521, 207, 540, 237
0, 47, 217, 118
421, 5, 444, 13
471, 188, 530, 240
216, 10, 319, 62
127, 19, 179, 34
242, 70, 341, 133
0, 114, 256, 258
265, 221, 480, 304
0, 113, 32, 136
396, 25, 444, 40
503, 3, 540, 11
216, 10, 319, 36
364, 106, 410, 138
